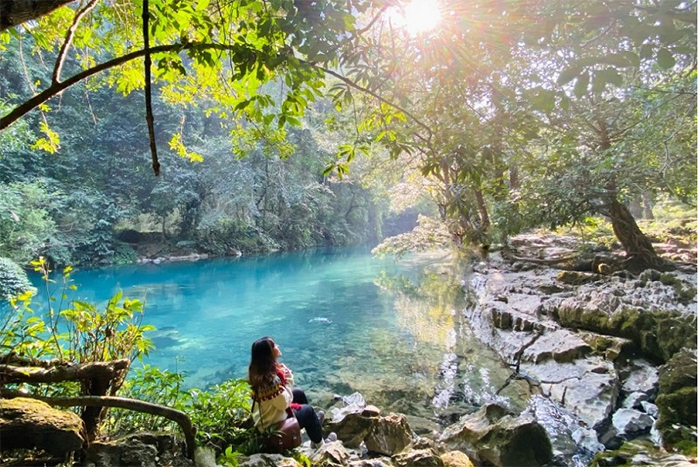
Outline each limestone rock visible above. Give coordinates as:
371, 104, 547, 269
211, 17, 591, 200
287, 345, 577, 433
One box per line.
620, 359, 659, 396
329, 412, 376, 448
621, 391, 648, 409
309, 440, 350, 465
439, 404, 553, 467
612, 409, 654, 437
522, 357, 618, 430
0, 397, 84, 457
521, 329, 591, 363
364, 413, 413, 456
440, 450, 474, 467
393, 448, 444, 467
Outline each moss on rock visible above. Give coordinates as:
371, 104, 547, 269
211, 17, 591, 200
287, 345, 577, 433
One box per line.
656, 348, 698, 447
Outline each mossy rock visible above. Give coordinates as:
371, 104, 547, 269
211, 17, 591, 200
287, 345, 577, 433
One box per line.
587, 439, 694, 467
555, 303, 696, 363
656, 348, 698, 447
0, 397, 84, 457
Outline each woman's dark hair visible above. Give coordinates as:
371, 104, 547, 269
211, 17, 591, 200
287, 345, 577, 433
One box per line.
248, 336, 277, 388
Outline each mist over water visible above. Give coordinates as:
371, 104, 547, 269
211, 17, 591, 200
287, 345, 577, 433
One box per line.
31, 247, 526, 427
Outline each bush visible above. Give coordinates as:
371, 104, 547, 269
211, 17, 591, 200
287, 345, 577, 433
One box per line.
0, 257, 35, 301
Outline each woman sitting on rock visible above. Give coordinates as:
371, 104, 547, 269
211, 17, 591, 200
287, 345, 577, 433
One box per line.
248, 336, 336, 449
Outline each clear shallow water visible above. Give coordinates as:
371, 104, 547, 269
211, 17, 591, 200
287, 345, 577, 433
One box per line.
29, 247, 526, 428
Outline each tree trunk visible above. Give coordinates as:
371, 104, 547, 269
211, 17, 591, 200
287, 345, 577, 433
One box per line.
474, 189, 491, 230
608, 198, 671, 272
642, 192, 655, 220
1, 0, 76, 31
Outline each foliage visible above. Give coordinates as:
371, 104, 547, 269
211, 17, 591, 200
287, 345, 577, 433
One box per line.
0, 257, 35, 301
1, 257, 153, 366
109, 367, 258, 458
185, 378, 255, 450
372, 215, 452, 259
0, 180, 61, 264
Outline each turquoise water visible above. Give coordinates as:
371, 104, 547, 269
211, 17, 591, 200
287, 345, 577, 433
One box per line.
29, 247, 525, 427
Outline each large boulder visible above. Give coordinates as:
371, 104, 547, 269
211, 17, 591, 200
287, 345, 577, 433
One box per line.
364, 413, 414, 456
329, 411, 377, 448
439, 404, 553, 467
0, 397, 84, 457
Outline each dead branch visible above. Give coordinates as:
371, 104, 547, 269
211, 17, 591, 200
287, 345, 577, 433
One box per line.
0, 359, 128, 384
52, 0, 100, 85
0, 390, 195, 459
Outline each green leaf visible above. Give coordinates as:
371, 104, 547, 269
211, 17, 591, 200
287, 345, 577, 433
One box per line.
573, 71, 590, 98
557, 66, 581, 86
656, 48, 676, 69
639, 44, 654, 59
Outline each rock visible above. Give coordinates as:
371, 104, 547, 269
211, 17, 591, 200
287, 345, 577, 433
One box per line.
362, 405, 381, 417
440, 404, 553, 467
521, 329, 591, 363
620, 359, 659, 397
364, 413, 414, 456
551, 292, 696, 362
236, 454, 302, 467
393, 448, 444, 467
589, 439, 696, 467
640, 401, 658, 418
656, 348, 697, 446
572, 426, 605, 454
83, 433, 194, 467
611, 409, 654, 437
440, 450, 475, 467
556, 271, 601, 285
621, 392, 648, 409
309, 440, 350, 465
0, 397, 84, 457
522, 357, 618, 430
348, 459, 393, 467
329, 412, 376, 448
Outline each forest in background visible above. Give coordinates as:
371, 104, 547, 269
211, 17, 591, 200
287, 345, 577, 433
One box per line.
0, 38, 431, 268
0, 0, 696, 273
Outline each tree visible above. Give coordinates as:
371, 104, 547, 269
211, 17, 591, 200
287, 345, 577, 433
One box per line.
325, 0, 696, 269
0, 0, 380, 176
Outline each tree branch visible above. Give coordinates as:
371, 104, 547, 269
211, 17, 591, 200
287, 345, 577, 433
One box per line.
0, 359, 129, 384
142, 0, 160, 176
310, 64, 434, 142
0, 390, 195, 459
52, 0, 99, 85
0, 0, 78, 31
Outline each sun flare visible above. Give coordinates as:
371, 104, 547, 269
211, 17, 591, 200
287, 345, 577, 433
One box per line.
395, 0, 441, 34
